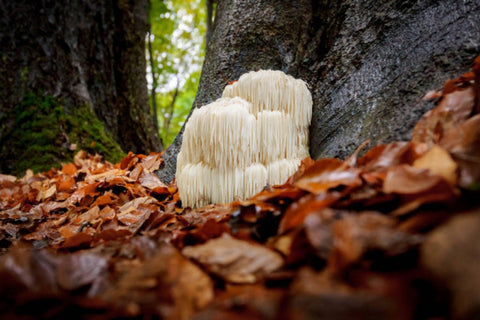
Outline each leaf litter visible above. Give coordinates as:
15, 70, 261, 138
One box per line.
2, 56, 480, 319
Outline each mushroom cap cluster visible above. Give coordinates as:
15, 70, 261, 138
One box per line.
176, 70, 312, 208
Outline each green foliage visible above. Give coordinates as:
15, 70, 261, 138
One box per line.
0, 93, 125, 176
148, 0, 206, 147
156, 69, 201, 146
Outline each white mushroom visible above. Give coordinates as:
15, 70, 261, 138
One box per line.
176, 70, 312, 208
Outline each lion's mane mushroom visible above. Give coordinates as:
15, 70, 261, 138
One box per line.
177, 70, 312, 208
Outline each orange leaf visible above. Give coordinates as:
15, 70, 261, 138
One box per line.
60, 232, 94, 249
294, 158, 362, 194
279, 192, 342, 233
62, 163, 78, 175
58, 175, 75, 192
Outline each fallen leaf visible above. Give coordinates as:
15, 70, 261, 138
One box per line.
182, 233, 284, 284
412, 86, 475, 147
68, 182, 101, 205
413, 145, 458, 185
61, 163, 78, 175
36, 184, 56, 202
383, 165, 443, 194
102, 243, 213, 320
120, 151, 138, 170
440, 114, 480, 188
329, 211, 422, 271
287, 267, 406, 320
421, 208, 480, 320
57, 252, 108, 291
60, 232, 94, 249
357, 142, 423, 171
57, 175, 76, 192
139, 171, 167, 189
141, 153, 163, 172
193, 284, 285, 320
0, 174, 17, 183
92, 193, 115, 207
75, 205, 100, 225
294, 159, 362, 194
279, 192, 342, 233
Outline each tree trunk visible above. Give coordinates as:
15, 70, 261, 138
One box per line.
147, 30, 159, 132
0, 0, 162, 174
206, 0, 215, 46
112, 0, 162, 153
157, 0, 480, 184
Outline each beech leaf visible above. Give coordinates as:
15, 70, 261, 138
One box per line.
182, 233, 284, 283
294, 158, 362, 194
413, 145, 457, 185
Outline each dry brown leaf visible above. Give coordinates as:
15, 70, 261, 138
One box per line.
75, 205, 101, 225
294, 158, 362, 194
60, 232, 94, 249
413, 145, 458, 185
279, 192, 342, 233
68, 182, 101, 205
412, 86, 475, 147
141, 153, 163, 172
0, 174, 17, 184
329, 211, 422, 271
57, 252, 108, 291
36, 184, 56, 202
440, 114, 480, 188
86, 169, 132, 184
57, 175, 75, 192
383, 165, 443, 194
421, 208, 480, 320
61, 163, 78, 175
357, 142, 424, 171
102, 243, 213, 320
128, 163, 143, 180
139, 171, 167, 189
194, 284, 285, 320
182, 233, 283, 284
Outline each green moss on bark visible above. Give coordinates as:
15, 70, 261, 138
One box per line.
0, 93, 125, 176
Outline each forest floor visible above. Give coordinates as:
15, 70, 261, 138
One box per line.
1, 57, 480, 320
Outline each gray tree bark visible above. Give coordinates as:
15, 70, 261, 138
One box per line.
0, 0, 162, 158
158, 0, 480, 184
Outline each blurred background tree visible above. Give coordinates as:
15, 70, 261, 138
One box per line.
147, 0, 208, 147
0, 0, 163, 175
